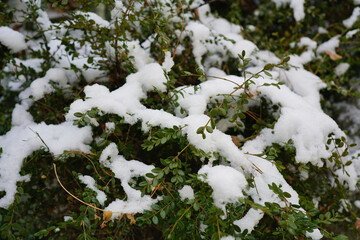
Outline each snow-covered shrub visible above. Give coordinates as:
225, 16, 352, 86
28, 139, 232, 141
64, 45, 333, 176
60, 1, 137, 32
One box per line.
0, 0, 359, 239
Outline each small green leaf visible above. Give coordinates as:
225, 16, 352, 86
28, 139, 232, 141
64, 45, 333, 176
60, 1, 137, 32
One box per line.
151, 168, 162, 174
209, 108, 217, 117
152, 216, 159, 224
283, 192, 291, 198
264, 63, 274, 70
283, 56, 290, 62
193, 202, 200, 211
210, 119, 216, 129
264, 71, 272, 77
196, 127, 204, 134
160, 210, 166, 219
151, 204, 161, 211
146, 173, 155, 178
74, 112, 83, 118
219, 108, 226, 116
87, 56, 93, 64
161, 137, 167, 144
206, 126, 213, 133
345, 161, 352, 166
202, 133, 206, 139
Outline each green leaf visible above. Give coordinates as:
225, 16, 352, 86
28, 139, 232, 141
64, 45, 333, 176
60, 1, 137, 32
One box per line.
209, 108, 217, 117
289, 221, 297, 230
161, 137, 167, 144
183, 71, 193, 76
264, 71, 272, 77
210, 119, 216, 129
152, 204, 161, 211
206, 126, 213, 133
160, 210, 166, 219
146, 173, 155, 178
283, 56, 290, 62
345, 161, 352, 166
202, 133, 206, 139
219, 108, 226, 116
193, 202, 200, 211
74, 112, 83, 118
151, 168, 162, 174
283, 192, 291, 198
196, 127, 204, 134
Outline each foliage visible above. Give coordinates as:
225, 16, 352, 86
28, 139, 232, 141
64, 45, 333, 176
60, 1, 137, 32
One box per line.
0, 0, 359, 239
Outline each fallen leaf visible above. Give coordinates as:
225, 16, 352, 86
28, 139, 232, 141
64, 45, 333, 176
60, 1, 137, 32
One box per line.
355, 219, 360, 230
103, 211, 112, 222
126, 213, 136, 225
95, 213, 101, 221
325, 50, 342, 61
100, 221, 107, 229
231, 135, 242, 147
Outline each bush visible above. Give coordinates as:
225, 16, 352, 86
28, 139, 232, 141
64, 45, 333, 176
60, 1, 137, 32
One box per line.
0, 0, 359, 239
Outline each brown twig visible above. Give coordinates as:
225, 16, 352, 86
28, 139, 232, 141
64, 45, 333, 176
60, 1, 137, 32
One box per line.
53, 163, 122, 214
173, 0, 185, 59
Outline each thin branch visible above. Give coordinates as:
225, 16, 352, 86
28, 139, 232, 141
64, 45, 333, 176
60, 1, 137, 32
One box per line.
53, 163, 123, 214
173, 0, 185, 59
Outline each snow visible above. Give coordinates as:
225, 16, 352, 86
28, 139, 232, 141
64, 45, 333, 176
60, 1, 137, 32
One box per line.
0, 122, 92, 208
271, 0, 305, 21
75, 11, 109, 27
221, 236, 235, 240
343, 7, 360, 28
0, 27, 27, 53
346, 29, 360, 38
64, 216, 73, 221
178, 185, 195, 201
105, 122, 115, 132
317, 27, 328, 34
0, 0, 358, 237
234, 208, 264, 233
78, 175, 107, 205
334, 63, 350, 76
306, 229, 323, 240
198, 165, 247, 211
19, 68, 68, 101
316, 35, 340, 55
100, 143, 160, 217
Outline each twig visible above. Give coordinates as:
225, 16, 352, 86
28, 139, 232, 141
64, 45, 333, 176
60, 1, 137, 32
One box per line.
173, 0, 185, 59
53, 163, 122, 214
29, 128, 50, 152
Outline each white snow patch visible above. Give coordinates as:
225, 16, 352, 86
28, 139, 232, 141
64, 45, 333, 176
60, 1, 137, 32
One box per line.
79, 175, 107, 205
346, 29, 360, 38
306, 229, 323, 240
198, 165, 247, 211
100, 143, 160, 217
0, 27, 27, 53
0, 122, 92, 208
343, 7, 360, 28
334, 63, 350, 76
316, 35, 340, 55
271, 0, 305, 21
64, 216, 73, 221
178, 185, 195, 201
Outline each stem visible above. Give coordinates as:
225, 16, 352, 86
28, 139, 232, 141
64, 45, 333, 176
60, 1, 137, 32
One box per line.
168, 204, 193, 238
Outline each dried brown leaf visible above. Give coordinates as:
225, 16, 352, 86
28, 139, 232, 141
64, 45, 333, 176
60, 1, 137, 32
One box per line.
231, 135, 242, 147
325, 50, 342, 61
103, 211, 112, 222
126, 213, 136, 225
355, 219, 360, 230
